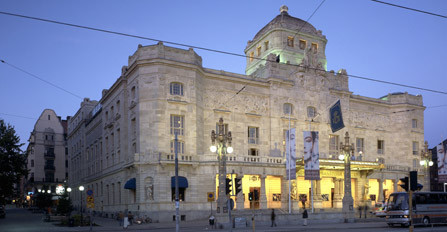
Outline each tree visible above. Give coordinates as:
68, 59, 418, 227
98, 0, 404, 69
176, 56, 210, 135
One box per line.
57, 193, 73, 215
0, 119, 28, 205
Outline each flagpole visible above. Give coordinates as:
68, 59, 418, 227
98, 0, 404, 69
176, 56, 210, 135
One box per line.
288, 109, 291, 214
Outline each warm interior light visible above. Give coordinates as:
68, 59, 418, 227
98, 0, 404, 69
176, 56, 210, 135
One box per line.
227, 146, 233, 154
210, 145, 217, 153
338, 154, 345, 160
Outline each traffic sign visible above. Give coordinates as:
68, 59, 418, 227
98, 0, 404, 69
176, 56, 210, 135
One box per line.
87, 189, 93, 196
207, 192, 215, 202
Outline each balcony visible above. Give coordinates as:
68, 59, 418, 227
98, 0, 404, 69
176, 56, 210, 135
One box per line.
44, 165, 55, 171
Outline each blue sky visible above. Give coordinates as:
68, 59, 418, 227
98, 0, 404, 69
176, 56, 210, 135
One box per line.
0, 0, 446, 149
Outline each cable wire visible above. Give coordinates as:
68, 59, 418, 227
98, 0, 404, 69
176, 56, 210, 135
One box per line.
371, 0, 447, 19
0, 59, 83, 99
1, 11, 447, 95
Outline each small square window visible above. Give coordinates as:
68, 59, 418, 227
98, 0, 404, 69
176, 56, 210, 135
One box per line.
170, 82, 184, 96
248, 148, 259, 156
307, 106, 316, 118
283, 103, 293, 115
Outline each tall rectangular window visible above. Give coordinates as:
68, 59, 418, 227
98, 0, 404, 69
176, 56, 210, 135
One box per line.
329, 135, 339, 156
356, 138, 364, 153
287, 36, 294, 47
249, 52, 254, 62
377, 140, 385, 154
264, 41, 269, 50
412, 119, 418, 128
299, 39, 307, 50
170, 115, 184, 135
131, 118, 136, 138
248, 127, 259, 144
170, 140, 185, 154
257, 46, 262, 56
311, 42, 318, 53
413, 141, 419, 155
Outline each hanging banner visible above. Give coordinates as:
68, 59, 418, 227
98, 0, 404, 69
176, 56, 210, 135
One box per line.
330, 100, 345, 133
437, 141, 447, 183
285, 128, 296, 180
303, 131, 320, 180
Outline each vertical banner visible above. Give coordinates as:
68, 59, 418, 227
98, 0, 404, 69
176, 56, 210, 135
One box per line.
303, 131, 320, 180
286, 128, 296, 180
330, 100, 345, 133
437, 141, 447, 183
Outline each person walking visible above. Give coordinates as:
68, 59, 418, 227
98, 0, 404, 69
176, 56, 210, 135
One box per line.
302, 209, 308, 226
118, 211, 124, 226
270, 209, 277, 227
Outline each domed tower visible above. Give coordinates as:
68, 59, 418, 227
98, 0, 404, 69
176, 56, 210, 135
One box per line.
245, 5, 327, 76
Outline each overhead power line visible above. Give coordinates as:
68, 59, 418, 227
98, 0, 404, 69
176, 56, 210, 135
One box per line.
0, 59, 83, 99
371, 0, 447, 19
1, 11, 447, 95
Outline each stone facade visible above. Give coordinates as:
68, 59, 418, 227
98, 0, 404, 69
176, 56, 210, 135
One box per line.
68, 6, 425, 222
25, 109, 69, 195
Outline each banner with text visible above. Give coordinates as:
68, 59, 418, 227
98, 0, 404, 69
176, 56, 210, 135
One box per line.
330, 100, 345, 133
303, 131, 320, 180
437, 141, 447, 183
285, 128, 296, 180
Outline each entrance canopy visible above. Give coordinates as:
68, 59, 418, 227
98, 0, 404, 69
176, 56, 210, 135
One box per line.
171, 176, 188, 188
296, 158, 384, 171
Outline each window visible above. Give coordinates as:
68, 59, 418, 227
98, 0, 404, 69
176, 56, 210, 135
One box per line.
131, 86, 136, 99
264, 41, 269, 51
413, 159, 418, 169
283, 103, 293, 115
356, 138, 364, 153
299, 39, 307, 50
116, 100, 120, 111
248, 148, 259, 156
287, 36, 294, 47
413, 142, 419, 155
170, 82, 184, 96
170, 115, 184, 136
329, 135, 339, 156
257, 46, 261, 56
132, 142, 137, 154
131, 118, 136, 138
249, 52, 254, 62
377, 157, 385, 164
377, 140, 385, 154
311, 43, 318, 54
248, 127, 259, 144
170, 140, 185, 154
172, 188, 185, 201
48, 115, 50, 120
412, 119, 418, 128
31, 159, 34, 167
111, 106, 114, 118
307, 106, 316, 118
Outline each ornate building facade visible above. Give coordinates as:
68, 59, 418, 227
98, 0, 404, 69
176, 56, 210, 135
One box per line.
68, 6, 425, 221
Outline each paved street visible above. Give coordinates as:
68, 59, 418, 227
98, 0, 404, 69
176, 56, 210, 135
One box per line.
1, 206, 447, 232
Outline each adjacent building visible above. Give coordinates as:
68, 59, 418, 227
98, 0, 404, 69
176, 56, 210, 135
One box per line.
68, 6, 426, 221
24, 109, 69, 198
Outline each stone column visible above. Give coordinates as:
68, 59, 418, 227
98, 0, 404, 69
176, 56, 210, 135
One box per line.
378, 179, 384, 203
333, 178, 343, 208
260, 175, 268, 209
313, 180, 323, 209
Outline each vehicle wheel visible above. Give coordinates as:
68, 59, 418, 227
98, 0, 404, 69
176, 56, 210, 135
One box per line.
422, 217, 430, 226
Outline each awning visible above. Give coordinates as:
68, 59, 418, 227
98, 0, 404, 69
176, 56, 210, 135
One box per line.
124, 178, 136, 189
171, 176, 188, 188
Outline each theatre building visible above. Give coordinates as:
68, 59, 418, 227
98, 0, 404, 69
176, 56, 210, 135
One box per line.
68, 6, 425, 221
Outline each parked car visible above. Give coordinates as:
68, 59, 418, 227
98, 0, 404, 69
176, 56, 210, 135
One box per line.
372, 202, 387, 217
0, 205, 6, 218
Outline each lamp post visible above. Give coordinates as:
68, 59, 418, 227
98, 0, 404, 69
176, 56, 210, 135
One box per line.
420, 141, 433, 191
210, 118, 233, 218
339, 132, 355, 222
79, 185, 84, 225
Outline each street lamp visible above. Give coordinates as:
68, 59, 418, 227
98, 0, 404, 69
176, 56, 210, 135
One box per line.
420, 141, 432, 190
67, 187, 72, 193
210, 117, 233, 216
339, 132, 355, 222
79, 185, 84, 225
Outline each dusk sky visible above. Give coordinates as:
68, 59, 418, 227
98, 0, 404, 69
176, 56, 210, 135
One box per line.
1, 0, 446, 150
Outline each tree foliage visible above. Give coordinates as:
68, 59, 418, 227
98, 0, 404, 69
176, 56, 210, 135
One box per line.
0, 119, 28, 204
57, 193, 73, 215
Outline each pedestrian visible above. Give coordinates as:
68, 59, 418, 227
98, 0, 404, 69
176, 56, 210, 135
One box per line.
128, 211, 134, 225
302, 209, 308, 226
363, 204, 369, 218
118, 211, 124, 226
358, 205, 363, 218
270, 209, 277, 227
209, 214, 215, 229
123, 209, 129, 229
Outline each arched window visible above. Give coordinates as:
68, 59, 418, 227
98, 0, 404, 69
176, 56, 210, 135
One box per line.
283, 103, 293, 115
170, 82, 184, 96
